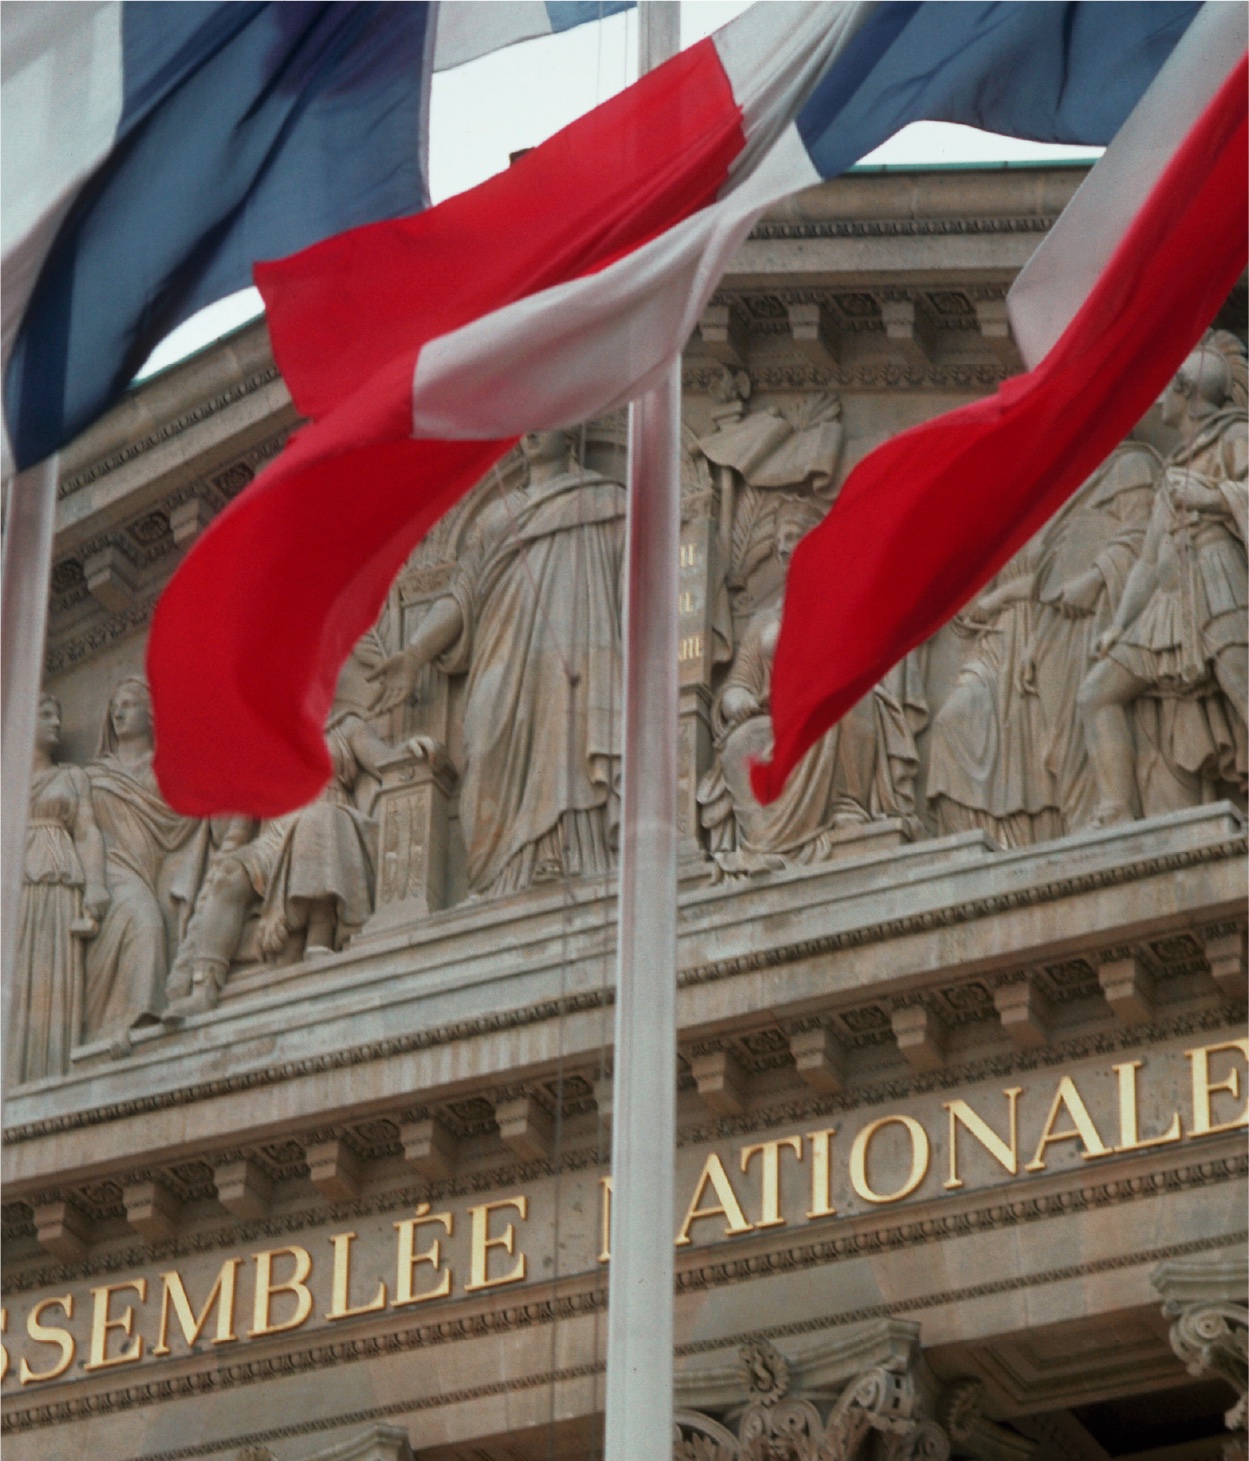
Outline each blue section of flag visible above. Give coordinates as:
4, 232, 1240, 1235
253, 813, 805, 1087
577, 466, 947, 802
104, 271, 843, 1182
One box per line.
545, 3, 634, 36
798, 0, 1202, 179
7, 1, 432, 470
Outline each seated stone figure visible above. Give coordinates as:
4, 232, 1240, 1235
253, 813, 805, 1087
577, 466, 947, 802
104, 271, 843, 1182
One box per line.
1078, 332, 1247, 824
698, 498, 920, 876
165, 706, 393, 1016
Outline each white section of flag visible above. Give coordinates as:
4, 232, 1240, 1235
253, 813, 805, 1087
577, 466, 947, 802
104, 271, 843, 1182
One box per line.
433, 2, 559, 72
410, 1, 873, 439
1007, 0, 1246, 370
1, 1, 123, 374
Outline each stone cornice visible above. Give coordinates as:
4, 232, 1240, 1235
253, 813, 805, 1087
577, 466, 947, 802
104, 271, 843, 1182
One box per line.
2, 1005, 1240, 1288
2, 826, 1242, 1152
2, 1148, 1241, 1437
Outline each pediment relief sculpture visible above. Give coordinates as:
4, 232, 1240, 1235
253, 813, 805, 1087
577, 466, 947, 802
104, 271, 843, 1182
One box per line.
371, 426, 626, 898
1078, 331, 1247, 826
698, 498, 922, 879
166, 640, 396, 1017
928, 335, 1247, 847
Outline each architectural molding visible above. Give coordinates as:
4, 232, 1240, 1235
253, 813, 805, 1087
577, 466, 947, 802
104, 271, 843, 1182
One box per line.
4, 1225, 1240, 1439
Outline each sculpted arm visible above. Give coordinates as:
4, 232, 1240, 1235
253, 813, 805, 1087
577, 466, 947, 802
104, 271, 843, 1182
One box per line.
368, 596, 465, 711
70, 771, 110, 919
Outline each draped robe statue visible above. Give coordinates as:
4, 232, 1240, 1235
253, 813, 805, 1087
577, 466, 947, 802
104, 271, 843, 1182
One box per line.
84, 677, 209, 1039
373, 430, 625, 897
9, 696, 109, 1082
927, 441, 1159, 845
1078, 334, 1248, 823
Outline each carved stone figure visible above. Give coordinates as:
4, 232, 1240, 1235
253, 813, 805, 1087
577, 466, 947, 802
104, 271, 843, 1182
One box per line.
1079, 333, 1248, 824
698, 499, 920, 875
166, 705, 392, 1016
8, 696, 109, 1083
927, 441, 1160, 845
84, 677, 210, 1040
372, 429, 626, 897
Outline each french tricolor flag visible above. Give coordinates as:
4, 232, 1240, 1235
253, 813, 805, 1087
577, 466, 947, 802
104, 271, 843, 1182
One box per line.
139, 0, 1246, 817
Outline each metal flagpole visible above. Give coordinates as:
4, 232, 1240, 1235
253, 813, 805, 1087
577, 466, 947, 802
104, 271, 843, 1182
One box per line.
1, 455, 60, 1049
604, 5, 682, 1457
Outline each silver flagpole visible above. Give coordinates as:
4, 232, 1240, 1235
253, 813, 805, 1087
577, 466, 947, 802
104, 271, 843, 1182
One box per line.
604, 5, 682, 1457
1, 454, 59, 1053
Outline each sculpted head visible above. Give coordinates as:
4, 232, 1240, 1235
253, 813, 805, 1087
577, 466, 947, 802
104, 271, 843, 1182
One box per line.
521, 429, 573, 471
101, 676, 153, 753
1159, 332, 1248, 426
35, 694, 62, 758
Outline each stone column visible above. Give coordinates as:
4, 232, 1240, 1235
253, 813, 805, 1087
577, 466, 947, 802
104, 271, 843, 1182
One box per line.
1153, 1254, 1249, 1455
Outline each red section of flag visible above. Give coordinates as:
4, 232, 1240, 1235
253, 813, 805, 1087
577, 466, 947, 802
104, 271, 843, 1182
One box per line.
149, 38, 745, 816
257, 36, 743, 422
752, 56, 1249, 805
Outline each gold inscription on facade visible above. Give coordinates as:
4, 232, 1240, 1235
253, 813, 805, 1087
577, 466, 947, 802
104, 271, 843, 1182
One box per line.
464, 1197, 528, 1292
249, 1247, 314, 1337
393, 1204, 453, 1306
848, 1115, 930, 1204
942, 1087, 1020, 1190
740, 1136, 803, 1229
1024, 1075, 1111, 1171
151, 1260, 240, 1355
326, 1231, 388, 1321
7, 1047, 1246, 1386
85, 1279, 146, 1371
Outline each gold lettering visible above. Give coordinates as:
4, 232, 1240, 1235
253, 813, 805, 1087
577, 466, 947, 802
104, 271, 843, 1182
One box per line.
249, 1247, 314, 1337
326, 1232, 387, 1321
680, 543, 698, 568
0, 1306, 7, 1382
393, 1204, 453, 1306
849, 1116, 930, 1204
1187, 1039, 1249, 1136
740, 1136, 802, 1229
465, 1196, 528, 1292
19, 1296, 75, 1385
598, 1176, 613, 1264
1113, 1061, 1182, 1152
943, 1089, 1021, 1189
675, 1153, 753, 1245
1025, 1075, 1111, 1171
678, 590, 697, 614
151, 1261, 240, 1355
678, 634, 704, 664
805, 1128, 838, 1219
84, 1280, 145, 1371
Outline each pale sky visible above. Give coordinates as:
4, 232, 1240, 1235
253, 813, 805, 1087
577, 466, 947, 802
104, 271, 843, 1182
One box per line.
137, 3, 1101, 380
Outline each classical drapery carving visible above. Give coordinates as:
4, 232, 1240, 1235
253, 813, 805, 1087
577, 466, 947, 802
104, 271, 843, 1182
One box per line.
927, 441, 1160, 847
167, 647, 394, 1016
698, 498, 921, 877
1079, 332, 1248, 825
8, 696, 109, 1082
84, 677, 211, 1040
371, 428, 626, 898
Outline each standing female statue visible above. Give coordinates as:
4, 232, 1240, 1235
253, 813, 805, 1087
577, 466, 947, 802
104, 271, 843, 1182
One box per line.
8, 695, 109, 1083
85, 677, 209, 1040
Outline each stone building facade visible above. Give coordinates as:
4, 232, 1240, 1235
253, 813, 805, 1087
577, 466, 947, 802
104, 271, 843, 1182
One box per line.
2, 166, 1246, 1461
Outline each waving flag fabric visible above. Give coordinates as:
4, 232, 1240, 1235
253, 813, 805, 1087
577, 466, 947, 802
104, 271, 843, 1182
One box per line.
148, 0, 1226, 817
0, 0, 634, 474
